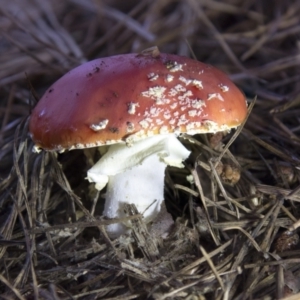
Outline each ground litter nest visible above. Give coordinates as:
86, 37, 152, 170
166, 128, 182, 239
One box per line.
1, 0, 300, 299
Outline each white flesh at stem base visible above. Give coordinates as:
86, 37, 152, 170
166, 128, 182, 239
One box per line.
104, 154, 167, 237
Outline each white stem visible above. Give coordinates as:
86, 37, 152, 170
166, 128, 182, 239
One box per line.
104, 154, 166, 237
86, 134, 191, 237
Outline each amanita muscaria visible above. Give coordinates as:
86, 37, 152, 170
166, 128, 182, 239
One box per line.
29, 47, 247, 237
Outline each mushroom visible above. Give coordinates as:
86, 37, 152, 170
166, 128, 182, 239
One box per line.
29, 48, 247, 237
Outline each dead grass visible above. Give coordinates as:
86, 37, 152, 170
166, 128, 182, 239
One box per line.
1, 0, 300, 299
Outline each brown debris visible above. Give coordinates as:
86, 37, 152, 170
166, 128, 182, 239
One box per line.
275, 231, 299, 253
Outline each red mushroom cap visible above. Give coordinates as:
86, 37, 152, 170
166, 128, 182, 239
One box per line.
29, 52, 247, 151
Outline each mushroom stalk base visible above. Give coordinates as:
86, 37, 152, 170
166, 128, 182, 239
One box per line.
104, 154, 166, 237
